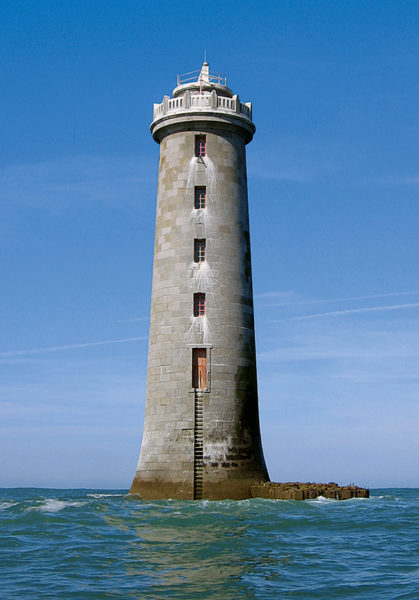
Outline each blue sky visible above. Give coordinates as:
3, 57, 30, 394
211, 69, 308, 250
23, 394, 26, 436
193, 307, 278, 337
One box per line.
1, 1, 418, 488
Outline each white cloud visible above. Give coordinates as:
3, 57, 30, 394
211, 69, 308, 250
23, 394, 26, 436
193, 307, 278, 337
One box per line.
0, 336, 147, 358
254, 290, 296, 301
281, 302, 419, 321
373, 175, 419, 186
116, 316, 149, 323
248, 167, 314, 183
257, 290, 419, 307
0, 155, 155, 213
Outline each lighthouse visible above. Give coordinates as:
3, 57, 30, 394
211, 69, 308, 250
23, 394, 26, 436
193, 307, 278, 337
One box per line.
130, 63, 269, 500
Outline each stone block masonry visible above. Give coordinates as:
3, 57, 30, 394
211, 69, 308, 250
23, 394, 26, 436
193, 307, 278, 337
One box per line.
250, 482, 369, 500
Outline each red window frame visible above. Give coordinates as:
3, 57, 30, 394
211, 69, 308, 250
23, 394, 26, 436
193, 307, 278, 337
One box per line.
194, 186, 206, 209
194, 239, 206, 263
192, 348, 207, 389
195, 135, 206, 157
194, 293, 206, 317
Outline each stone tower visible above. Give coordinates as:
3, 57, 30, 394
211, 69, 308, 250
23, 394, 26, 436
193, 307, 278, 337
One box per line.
130, 63, 269, 500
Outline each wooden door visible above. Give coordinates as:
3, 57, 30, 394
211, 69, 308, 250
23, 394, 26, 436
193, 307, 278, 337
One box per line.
193, 348, 207, 389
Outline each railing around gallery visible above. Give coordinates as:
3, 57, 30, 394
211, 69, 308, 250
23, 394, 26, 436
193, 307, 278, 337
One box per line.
177, 69, 227, 87
168, 97, 183, 110
153, 93, 252, 121
239, 102, 251, 119
191, 95, 211, 108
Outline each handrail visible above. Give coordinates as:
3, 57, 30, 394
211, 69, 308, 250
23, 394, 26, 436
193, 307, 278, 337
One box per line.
177, 70, 227, 86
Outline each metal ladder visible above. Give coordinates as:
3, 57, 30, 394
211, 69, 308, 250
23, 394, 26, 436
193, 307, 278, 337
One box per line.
194, 390, 204, 500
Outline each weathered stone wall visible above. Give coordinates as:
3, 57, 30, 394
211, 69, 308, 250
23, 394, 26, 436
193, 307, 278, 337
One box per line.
130, 124, 268, 499
250, 482, 370, 500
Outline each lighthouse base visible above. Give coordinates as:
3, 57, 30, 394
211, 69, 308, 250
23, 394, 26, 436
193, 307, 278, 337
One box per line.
129, 471, 269, 501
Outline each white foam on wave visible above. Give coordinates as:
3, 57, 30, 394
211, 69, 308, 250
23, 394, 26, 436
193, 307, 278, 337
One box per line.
87, 493, 125, 499
307, 496, 338, 504
26, 499, 87, 513
373, 494, 399, 501
256, 498, 289, 502
0, 502, 17, 511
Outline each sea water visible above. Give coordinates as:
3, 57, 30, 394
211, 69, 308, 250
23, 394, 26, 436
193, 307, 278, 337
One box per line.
0, 488, 418, 599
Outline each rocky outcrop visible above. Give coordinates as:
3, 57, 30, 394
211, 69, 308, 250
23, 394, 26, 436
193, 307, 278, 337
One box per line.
250, 481, 369, 500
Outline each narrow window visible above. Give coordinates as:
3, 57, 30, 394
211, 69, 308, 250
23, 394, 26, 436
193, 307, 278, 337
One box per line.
194, 293, 206, 317
195, 135, 206, 157
194, 239, 206, 263
194, 186, 206, 209
192, 348, 207, 389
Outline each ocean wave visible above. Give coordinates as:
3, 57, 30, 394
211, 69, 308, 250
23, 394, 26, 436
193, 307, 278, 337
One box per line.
26, 499, 87, 513
346, 496, 370, 501
0, 501, 17, 511
1, 488, 418, 599
306, 495, 338, 504
373, 494, 400, 501
87, 493, 125, 499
